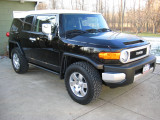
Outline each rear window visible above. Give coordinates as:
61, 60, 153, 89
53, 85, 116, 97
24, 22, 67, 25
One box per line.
23, 16, 34, 31
10, 18, 23, 32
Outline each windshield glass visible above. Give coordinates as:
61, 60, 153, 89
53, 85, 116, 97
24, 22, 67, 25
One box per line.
62, 14, 109, 33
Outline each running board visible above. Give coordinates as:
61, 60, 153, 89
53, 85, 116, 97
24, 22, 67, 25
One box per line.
29, 63, 59, 75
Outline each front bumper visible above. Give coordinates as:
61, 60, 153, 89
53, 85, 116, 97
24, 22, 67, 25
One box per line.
102, 55, 156, 86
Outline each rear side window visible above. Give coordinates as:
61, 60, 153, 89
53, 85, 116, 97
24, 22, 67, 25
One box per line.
33, 15, 57, 33
23, 16, 34, 31
10, 19, 23, 32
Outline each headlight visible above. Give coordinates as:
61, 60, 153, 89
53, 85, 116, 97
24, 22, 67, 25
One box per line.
120, 50, 129, 63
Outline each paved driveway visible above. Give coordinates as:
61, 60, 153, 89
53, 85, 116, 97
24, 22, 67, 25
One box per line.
0, 58, 160, 120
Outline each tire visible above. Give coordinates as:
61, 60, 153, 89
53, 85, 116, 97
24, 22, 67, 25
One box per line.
65, 61, 102, 105
11, 48, 29, 74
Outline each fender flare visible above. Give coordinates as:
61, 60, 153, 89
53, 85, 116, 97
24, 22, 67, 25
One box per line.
9, 40, 24, 58
60, 52, 103, 79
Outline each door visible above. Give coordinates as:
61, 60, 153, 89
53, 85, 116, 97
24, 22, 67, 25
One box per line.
19, 15, 36, 59
29, 15, 60, 72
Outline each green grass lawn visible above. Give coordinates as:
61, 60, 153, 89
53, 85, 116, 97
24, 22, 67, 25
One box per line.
127, 32, 160, 37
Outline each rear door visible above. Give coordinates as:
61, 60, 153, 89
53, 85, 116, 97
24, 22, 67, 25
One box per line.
29, 14, 60, 72
10, 18, 23, 42
19, 15, 36, 59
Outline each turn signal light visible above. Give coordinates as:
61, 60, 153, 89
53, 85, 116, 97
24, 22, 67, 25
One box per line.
6, 32, 10, 37
99, 52, 120, 60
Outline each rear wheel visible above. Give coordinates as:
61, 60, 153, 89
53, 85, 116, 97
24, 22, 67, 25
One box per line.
65, 61, 102, 105
11, 48, 29, 74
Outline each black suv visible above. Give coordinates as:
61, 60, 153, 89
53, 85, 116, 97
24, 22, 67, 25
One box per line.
8, 10, 156, 105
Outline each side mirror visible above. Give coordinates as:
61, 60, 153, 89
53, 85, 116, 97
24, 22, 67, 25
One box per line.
42, 23, 51, 34
42, 23, 52, 40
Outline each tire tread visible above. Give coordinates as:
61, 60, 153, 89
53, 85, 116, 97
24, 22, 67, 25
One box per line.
65, 61, 102, 104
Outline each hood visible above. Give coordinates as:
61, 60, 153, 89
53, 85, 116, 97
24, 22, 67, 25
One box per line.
65, 31, 149, 49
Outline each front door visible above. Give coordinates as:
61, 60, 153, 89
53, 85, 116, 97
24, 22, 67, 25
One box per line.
29, 15, 60, 72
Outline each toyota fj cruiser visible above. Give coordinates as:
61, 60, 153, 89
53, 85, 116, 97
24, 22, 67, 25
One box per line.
7, 10, 156, 105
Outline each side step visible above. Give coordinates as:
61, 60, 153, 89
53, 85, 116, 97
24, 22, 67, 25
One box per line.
29, 63, 59, 75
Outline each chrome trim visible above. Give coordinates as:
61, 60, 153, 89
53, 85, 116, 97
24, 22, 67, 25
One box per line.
134, 67, 153, 81
120, 44, 150, 63
29, 37, 36, 42
13, 53, 20, 69
102, 72, 126, 83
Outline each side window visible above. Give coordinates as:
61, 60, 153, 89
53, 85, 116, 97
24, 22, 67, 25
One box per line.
23, 16, 34, 31
10, 18, 23, 32
34, 15, 57, 33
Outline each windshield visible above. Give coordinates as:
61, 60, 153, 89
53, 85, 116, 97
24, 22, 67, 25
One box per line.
61, 14, 109, 33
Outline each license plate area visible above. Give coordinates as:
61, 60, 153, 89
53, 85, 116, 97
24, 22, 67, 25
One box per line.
143, 64, 150, 74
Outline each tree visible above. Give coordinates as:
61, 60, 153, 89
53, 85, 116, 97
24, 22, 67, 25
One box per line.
71, 0, 73, 9
52, 0, 57, 9
82, 0, 85, 10
148, 0, 160, 33
121, 0, 126, 32
61, 0, 64, 9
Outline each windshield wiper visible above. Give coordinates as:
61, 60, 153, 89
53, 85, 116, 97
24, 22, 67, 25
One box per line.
66, 29, 86, 34
86, 29, 98, 33
98, 28, 112, 32
86, 28, 111, 33
65, 29, 87, 38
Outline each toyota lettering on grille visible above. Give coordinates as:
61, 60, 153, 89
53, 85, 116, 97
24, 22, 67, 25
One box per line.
136, 51, 143, 55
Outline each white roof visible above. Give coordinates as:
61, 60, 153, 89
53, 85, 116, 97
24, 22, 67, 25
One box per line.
13, 10, 100, 18
9, 0, 46, 2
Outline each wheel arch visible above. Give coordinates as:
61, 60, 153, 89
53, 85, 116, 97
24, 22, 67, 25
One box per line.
9, 41, 24, 59
60, 52, 103, 79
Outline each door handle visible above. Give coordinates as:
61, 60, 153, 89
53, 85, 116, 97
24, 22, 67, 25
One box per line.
29, 37, 36, 42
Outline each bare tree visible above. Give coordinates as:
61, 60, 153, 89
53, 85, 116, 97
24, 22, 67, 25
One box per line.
112, 0, 115, 29
82, 0, 85, 10
121, 0, 126, 32
52, 0, 57, 9
49, 0, 160, 34
96, 0, 99, 12
104, 0, 107, 18
71, 0, 73, 9
76, 0, 78, 10
60, 0, 64, 9
148, 0, 160, 33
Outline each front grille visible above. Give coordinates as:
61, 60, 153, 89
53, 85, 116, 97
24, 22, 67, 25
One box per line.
120, 44, 150, 63
130, 48, 147, 59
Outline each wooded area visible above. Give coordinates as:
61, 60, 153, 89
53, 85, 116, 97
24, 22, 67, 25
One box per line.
43, 0, 160, 34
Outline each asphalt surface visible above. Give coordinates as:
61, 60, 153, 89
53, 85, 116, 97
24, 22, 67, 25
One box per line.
0, 58, 160, 120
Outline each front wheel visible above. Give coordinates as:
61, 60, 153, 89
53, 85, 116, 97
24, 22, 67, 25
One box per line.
65, 62, 102, 105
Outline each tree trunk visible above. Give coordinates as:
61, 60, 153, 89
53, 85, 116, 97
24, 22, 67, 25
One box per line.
71, 0, 73, 9
121, 0, 123, 32
76, 0, 78, 10
146, 23, 148, 32
153, 23, 157, 34
82, 0, 84, 10
96, 0, 98, 12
